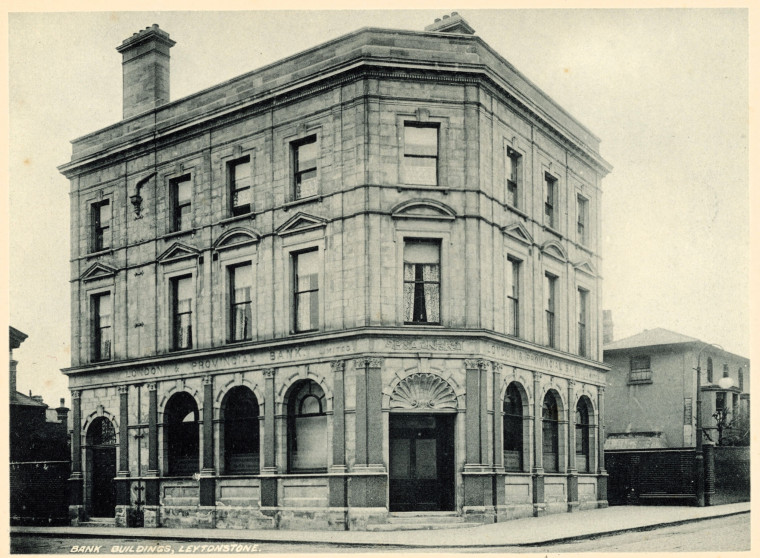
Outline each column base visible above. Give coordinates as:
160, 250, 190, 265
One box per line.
68, 505, 86, 526
142, 505, 160, 528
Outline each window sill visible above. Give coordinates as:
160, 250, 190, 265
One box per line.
628, 379, 653, 385
86, 248, 113, 259
396, 184, 448, 195
282, 195, 322, 211
404, 322, 443, 327
226, 338, 253, 346
90, 358, 112, 364
220, 212, 255, 227
161, 229, 195, 241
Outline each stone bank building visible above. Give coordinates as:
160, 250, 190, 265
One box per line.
59, 14, 612, 530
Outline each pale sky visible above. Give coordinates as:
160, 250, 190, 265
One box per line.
7, 6, 752, 407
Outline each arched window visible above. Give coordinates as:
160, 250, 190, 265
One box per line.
707, 357, 713, 383
88, 416, 116, 447
575, 397, 591, 473
287, 380, 327, 473
164, 392, 199, 476
542, 392, 560, 472
223, 386, 260, 474
503, 383, 524, 471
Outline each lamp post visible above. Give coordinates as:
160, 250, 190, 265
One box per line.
694, 342, 724, 507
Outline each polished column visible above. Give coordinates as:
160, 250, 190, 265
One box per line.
567, 380, 578, 511
260, 368, 277, 509
463, 359, 492, 522
145, 382, 159, 506
532, 372, 546, 516
329, 360, 347, 508
116, 385, 131, 509
68, 390, 84, 524
199, 375, 215, 506
349, 358, 386, 510
597, 386, 608, 506
492, 362, 505, 519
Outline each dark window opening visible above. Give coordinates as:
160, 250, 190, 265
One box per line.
165, 392, 199, 476
223, 386, 259, 474
229, 156, 252, 216
293, 136, 317, 199
404, 240, 441, 324
503, 383, 524, 471
287, 380, 327, 473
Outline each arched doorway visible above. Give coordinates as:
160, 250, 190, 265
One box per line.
87, 417, 117, 517
388, 373, 457, 512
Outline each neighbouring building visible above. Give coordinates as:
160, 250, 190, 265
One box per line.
58, 13, 612, 530
604, 328, 750, 449
10, 326, 71, 524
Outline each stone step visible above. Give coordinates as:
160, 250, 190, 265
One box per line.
387, 512, 463, 524
366, 521, 472, 531
366, 512, 471, 531
80, 517, 116, 527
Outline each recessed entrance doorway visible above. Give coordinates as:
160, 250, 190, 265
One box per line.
389, 413, 455, 512
87, 417, 117, 518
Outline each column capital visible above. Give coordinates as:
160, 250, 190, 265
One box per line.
71, 389, 82, 400
330, 360, 345, 373
598, 386, 605, 394
118, 385, 129, 395
263, 368, 275, 379
464, 358, 487, 370
533, 371, 543, 382
354, 357, 384, 369
492, 361, 503, 373
147, 382, 157, 392
567, 379, 576, 388
202, 375, 213, 386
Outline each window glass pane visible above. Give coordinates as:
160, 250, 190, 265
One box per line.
232, 160, 251, 184
404, 241, 440, 264
99, 202, 111, 226
403, 158, 437, 185
232, 265, 252, 302
176, 179, 191, 204
296, 140, 317, 172
405, 126, 438, 156
296, 251, 319, 290
423, 282, 440, 322
293, 415, 327, 470
296, 171, 318, 199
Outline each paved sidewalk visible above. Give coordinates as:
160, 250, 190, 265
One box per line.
12, 502, 750, 548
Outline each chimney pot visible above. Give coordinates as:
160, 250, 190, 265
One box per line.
443, 14, 450, 19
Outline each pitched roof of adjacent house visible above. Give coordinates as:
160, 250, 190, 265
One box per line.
603, 328, 701, 351
11, 391, 48, 408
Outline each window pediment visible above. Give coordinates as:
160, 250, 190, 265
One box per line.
213, 228, 260, 252
573, 259, 597, 277
391, 199, 456, 221
503, 222, 533, 246
81, 262, 118, 282
158, 242, 201, 264
541, 240, 567, 262
276, 212, 327, 237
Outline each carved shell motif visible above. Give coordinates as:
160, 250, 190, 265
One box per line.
390, 373, 457, 411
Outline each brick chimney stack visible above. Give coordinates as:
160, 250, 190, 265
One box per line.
603, 310, 614, 345
56, 398, 70, 424
116, 24, 175, 119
